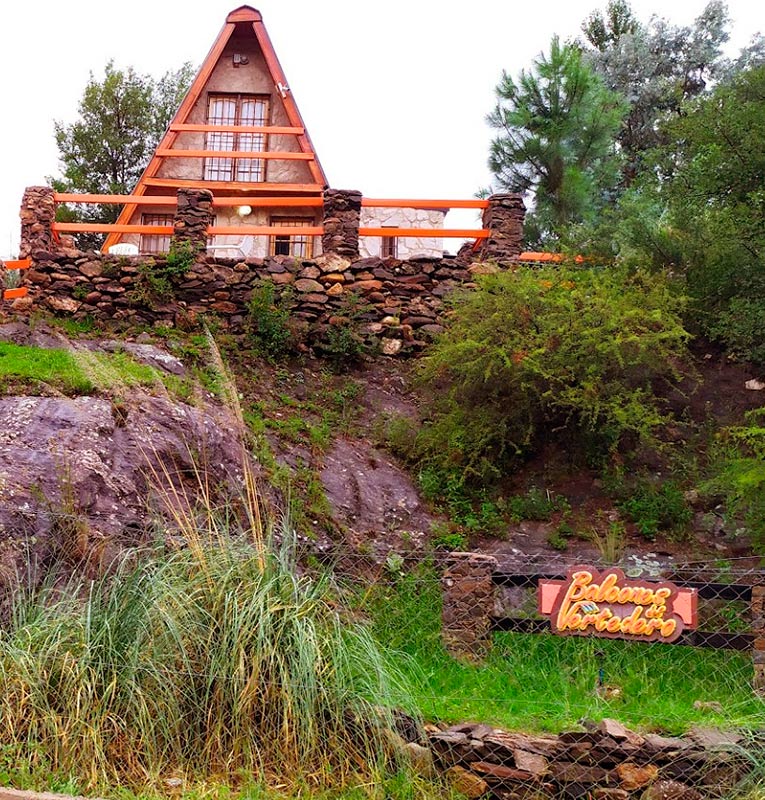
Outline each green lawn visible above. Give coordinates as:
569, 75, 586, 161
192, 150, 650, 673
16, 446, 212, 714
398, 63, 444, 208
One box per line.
361, 568, 765, 734
0, 341, 159, 395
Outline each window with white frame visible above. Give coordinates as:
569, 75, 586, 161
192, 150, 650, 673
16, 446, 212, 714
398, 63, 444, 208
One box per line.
140, 213, 174, 254
204, 94, 269, 182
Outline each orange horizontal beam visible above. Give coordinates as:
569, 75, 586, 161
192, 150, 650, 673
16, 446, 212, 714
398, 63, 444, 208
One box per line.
362, 198, 489, 209
156, 149, 314, 161
213, 197, 323, 207
209, 225, 323, 236
170, 124, 304, 135
54, 194, 323, 207
56, 194, 175, 205
359, 228, 489, 238
143, 178, 324, 192
3, 287, 28, 300
52, 223, 323, 236
3, 258, 31, 270
53, 223, 174, 234
518, 251, 564, 262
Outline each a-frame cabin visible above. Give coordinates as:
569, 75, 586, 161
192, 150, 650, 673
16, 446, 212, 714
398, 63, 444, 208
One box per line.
104, 5, 328, 259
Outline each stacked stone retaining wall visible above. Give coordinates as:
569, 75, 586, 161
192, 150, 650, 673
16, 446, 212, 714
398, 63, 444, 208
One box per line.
12, 248, 504, 353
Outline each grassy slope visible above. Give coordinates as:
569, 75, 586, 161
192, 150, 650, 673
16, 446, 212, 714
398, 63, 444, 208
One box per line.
362, 570, 765, 735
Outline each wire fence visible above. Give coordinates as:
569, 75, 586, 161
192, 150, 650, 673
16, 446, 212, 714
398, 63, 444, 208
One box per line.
2, 500, 765, 797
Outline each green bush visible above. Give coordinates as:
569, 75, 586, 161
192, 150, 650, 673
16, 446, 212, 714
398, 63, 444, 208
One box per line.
319, 293, 371, 371
415, 266, 690, 484
246, 281, 297, 358
165, 238, 197, 279
507, 486, 569, 522
618, 480, 692, 540
704, 408, 765, 550
708, 298, 765, 365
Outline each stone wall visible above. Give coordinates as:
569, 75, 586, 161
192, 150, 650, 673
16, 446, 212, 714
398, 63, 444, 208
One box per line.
429, 718, 754, 799
476, 193, 526, 263
13, 247, 498, 354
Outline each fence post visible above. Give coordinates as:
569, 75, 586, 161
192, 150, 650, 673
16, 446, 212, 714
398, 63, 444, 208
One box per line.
478, 193, 525, 264
442, 552, 498, 662
752, 584, 765, 694
173, 188, 214, 255
322, 189, 361, 259
19, 186, 57, 259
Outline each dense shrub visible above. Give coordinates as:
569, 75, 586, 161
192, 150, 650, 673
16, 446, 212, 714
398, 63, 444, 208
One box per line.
705, 408, 765, 551
617, 480, 693, 540
415, 266, 690, 484
245, 280, 298, 358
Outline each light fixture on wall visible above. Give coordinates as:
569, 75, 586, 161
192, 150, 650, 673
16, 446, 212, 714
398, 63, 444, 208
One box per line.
237, 205, 252, 217
233, 53, 249, 67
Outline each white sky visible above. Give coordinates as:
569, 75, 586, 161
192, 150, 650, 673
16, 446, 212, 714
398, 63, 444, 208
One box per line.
0, 0, 761, 258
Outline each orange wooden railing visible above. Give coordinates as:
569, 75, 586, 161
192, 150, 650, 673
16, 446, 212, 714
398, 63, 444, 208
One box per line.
169, 124, 305, 135
51, 194, 490, 240
1, 259, 30, 301
361, 198, 489, 210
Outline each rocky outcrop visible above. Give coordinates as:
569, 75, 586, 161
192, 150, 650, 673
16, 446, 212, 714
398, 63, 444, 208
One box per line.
430, 720, 752, 799
0, 387, 254, 579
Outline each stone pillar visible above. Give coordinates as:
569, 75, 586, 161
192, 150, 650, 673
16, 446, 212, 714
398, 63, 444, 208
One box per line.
442, 552, 498, 662
322, 189, 361, 259
752, 585, 765, 694
19, 186, 57, 259
172, 188, 214, 255
478, 193, 525, 263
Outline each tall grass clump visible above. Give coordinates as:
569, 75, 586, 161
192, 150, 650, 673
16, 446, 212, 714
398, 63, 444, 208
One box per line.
0, 432, 415, 796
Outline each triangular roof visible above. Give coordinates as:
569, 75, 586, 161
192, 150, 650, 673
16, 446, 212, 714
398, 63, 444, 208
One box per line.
104, 5, 327, 251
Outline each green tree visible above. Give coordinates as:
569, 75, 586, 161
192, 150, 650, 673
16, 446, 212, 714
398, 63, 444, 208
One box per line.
487, 37, 625, 246
657, 65, 765, 363
581, 0, 639, 52
582, 0, 731, 183
51, 61, 194, 247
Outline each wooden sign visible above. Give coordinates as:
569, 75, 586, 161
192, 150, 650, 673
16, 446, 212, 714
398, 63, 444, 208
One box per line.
538, 566, 697, 643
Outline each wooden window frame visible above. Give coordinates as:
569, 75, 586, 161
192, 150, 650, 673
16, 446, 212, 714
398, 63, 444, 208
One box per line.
204, 93, 270, 183
380, 226, 399, 259
270, 217, 314, 259
140, 213, 174, 254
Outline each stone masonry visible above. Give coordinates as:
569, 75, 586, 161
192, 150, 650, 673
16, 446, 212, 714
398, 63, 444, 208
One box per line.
441, 552, 498, 661
322, 189, 362, 259
172, 188, 214, 254
477, 193, 526, 263
19, 186, 56, 259
430, 718, 752, 799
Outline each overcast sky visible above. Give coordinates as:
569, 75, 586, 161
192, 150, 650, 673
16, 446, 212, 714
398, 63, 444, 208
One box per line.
1, 0, 761, 258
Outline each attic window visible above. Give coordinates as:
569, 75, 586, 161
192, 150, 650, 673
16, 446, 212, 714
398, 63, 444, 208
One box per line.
270, 217, 313, 259
204, 94, 269, 182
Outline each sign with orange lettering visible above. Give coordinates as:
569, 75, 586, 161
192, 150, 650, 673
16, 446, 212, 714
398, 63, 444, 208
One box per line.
538, 567, 697, 643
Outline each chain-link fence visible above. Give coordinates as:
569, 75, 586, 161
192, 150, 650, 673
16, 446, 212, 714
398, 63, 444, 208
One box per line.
326, 546, 765, 798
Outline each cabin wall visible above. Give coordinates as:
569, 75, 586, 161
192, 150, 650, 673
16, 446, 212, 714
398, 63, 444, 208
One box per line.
360, 208, 446, 259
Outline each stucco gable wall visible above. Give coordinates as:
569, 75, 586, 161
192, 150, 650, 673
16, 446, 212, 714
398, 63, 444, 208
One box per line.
156, 29, 313, 185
